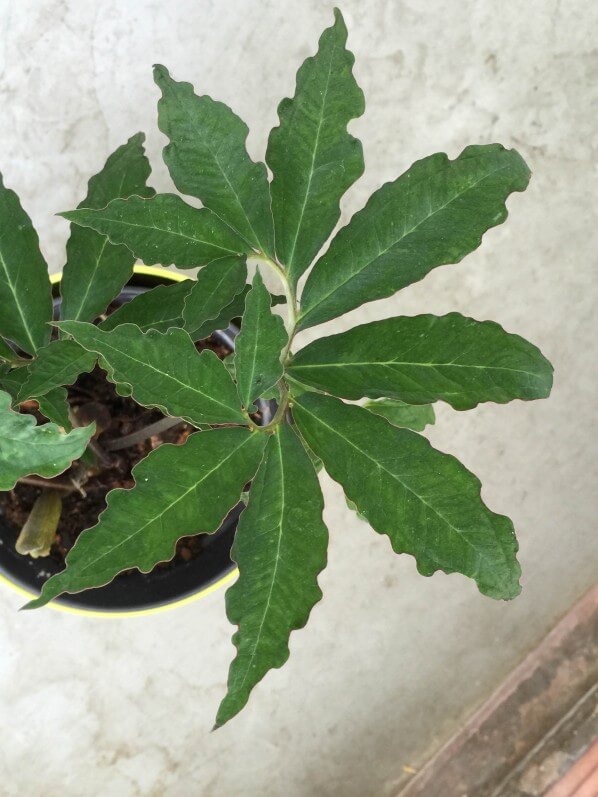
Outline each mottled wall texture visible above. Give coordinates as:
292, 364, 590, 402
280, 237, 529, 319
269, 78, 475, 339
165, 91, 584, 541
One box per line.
1, 2, 596, 796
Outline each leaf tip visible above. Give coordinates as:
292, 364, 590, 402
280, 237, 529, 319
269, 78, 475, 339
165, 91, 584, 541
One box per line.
20, 597, 43, 611
332, 6, 346, 27
57, 210, 75, 221
213, 699, 238, 731
153, 63, 170, 86
491, 575, 522, 602
127, 131, 146, 147
53, 320, 75, 334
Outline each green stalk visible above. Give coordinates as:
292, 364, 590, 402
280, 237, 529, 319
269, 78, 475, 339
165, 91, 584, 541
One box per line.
248, 253, 298, 431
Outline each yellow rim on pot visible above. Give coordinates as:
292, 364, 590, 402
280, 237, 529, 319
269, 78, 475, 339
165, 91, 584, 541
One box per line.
0, 265, 239, 618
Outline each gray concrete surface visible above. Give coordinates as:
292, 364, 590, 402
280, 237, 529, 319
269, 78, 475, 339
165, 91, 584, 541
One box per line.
0, 1, 596, 795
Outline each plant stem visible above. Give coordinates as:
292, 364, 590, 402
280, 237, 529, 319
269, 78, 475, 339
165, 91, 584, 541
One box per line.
252, 252, 299, 365
68, 406, 111, 466
245, 379, 291, 434
16, 476, 75, 493
104, 415, 185, 451
248, 252, 300, 432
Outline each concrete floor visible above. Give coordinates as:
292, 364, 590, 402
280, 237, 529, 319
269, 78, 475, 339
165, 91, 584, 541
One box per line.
0, 1, 596, 795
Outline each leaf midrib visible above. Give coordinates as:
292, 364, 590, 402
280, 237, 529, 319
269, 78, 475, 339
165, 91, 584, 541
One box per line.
68, 164, 130, 322
18, 347, 92, 400
235, 433, 286, 694
237, 295, 262, 408
285, 36, 338, 275
69, 235, 110, 322
73, 211, 242, 256
290, 359, 540, 378
183, 258, 244, 331
75, 330, 241, 421
0, 248, 38, 353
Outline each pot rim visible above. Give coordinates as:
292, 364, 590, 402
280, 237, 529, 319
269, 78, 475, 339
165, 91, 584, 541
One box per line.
0, 264, 241, 619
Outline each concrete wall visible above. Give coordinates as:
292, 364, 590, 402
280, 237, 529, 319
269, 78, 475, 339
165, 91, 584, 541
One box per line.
0, 1, 596, 795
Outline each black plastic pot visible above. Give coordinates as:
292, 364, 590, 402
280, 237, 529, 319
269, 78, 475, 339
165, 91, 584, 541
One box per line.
0, 266, 270, 616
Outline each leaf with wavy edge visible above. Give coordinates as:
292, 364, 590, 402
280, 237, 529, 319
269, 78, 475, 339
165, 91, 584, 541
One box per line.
0, 175, 53, 354
61, 193, 250, 269
191, 285, 248, 341
183, 256, 247, 335
190, 289, 286, 342
289, 313, 553, 409
155, 65, 274, 257
215, 424, 328, 727
60, 133, 154, 323
298, 144, 531, 330
267, 8, 364, 287
235, 271, 287, 411
293, 392, 521, 600
37, 387, 72, 430
0, 366, 28, 402
57, 322, 245, 426
364, 399, 435, 431
101, 279, 283, 340
24, 428, 267, 608
17, 339, 96, 402
1, 364, 73, 429
100, 280, 191, 333
0, 390, 93, 490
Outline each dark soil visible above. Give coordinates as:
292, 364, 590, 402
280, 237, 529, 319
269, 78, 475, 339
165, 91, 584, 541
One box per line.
1, 334, 235, 571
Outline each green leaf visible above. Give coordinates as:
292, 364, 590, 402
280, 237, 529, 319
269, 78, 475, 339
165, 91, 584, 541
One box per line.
57, 321, 245, 426
6, 370, 74, 429
0, 174, 53, 354
266, 8, 364, 287
0, 365, 28, 402
293, 392, 521, 600
191, 286, 248, 341
235, 271, 287, 411
304, 446, 323, 474
183, 256, 247, 337
61, 193, 250, 268
98, 277, 282, 340
291, 422, 324, 472
0, 390, 94, 490
222, 352, 235, 376
298, 145, 531, 330
100, 279, 192, 333
289, 313, 553, 409
221, 354, 279, 402
37, 387, 72, 430
215, 424, 328, 727
17, 339, 96, 402
363, 399, 435, 432
154, 65, 274, 256
190, 288, 286, 342
0, 337, 22, 364
286, 376, 319, 398
24, 427, 266, 608
60, 133, 154, 323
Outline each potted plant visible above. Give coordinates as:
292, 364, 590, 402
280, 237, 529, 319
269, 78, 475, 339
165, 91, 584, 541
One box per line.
0, 8, 553, 727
